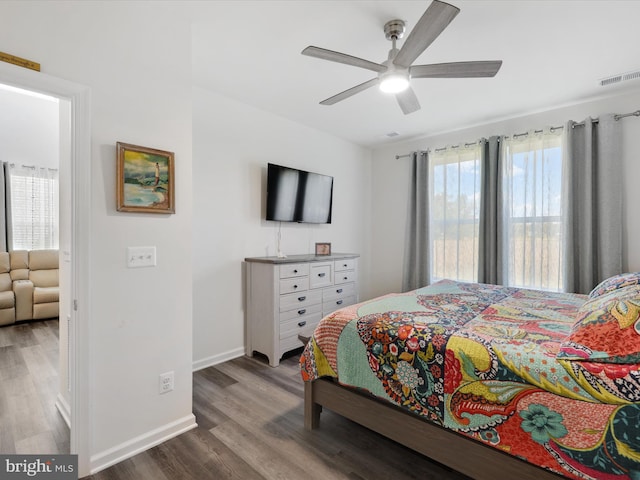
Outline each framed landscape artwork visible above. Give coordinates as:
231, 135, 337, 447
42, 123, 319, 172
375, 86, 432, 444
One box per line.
116, 142, 175, 213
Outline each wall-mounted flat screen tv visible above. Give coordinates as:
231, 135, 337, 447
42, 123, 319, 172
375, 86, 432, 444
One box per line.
266, 163, 333, 224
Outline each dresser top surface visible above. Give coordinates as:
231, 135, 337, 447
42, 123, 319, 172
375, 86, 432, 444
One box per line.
244, 253, 359, 264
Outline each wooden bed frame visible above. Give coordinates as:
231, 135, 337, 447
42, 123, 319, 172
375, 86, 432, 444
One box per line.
304, 378, 566, 480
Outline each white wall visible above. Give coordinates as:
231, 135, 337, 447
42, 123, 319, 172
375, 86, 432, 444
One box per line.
0, 1, 195, 474
0, 87, 59, 168
370, 89, 640, 298
192, 87, 372, 368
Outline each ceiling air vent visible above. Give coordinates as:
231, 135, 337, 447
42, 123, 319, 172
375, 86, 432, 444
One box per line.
600, 69, 640, 87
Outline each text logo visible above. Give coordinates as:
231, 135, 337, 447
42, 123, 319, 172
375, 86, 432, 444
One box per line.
0, 455, 77, 480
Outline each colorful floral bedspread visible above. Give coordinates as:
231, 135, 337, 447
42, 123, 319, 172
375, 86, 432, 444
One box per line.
300, 280, 640, 479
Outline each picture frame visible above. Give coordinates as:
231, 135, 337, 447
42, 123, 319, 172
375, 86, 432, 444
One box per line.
315, 242, 331, 256
116, 142, 175, 214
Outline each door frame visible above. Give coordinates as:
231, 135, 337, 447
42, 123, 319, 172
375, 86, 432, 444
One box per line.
0, 62, 91, 476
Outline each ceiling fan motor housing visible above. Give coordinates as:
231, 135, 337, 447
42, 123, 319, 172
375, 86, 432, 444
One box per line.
384, 19, 406, 40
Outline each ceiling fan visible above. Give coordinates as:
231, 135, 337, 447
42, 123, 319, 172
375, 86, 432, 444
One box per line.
301, 0, 502, 115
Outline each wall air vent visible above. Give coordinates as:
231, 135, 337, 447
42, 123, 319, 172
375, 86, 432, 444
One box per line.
600, 69, 640, 87
623, 71, 640, 82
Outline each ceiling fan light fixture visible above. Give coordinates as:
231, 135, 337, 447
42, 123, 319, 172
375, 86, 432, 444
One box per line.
379, 68, 410, 93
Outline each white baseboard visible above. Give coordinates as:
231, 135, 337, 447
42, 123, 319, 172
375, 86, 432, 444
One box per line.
192, 347, 245, 371
89, 414, 197, 475
55, 394, 71, 428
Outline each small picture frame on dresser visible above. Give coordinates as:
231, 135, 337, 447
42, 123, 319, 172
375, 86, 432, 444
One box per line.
315, 242, 331, 256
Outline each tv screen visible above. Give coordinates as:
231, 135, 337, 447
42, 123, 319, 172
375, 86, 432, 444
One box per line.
266, 163, 333, 224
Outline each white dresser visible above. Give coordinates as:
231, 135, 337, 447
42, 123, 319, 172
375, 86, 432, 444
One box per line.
244, 253, 359, 366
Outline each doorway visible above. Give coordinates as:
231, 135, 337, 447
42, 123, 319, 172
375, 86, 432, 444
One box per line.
0, 83, 67, 453
0, 62, 91, 476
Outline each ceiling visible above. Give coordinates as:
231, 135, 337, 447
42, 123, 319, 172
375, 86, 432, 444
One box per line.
191, 1, 640, 148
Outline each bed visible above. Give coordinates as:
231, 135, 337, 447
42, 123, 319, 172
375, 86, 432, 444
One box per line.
300, 276, 640, 480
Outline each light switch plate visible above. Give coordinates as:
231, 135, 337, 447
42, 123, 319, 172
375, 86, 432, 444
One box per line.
127, 246, 156, 268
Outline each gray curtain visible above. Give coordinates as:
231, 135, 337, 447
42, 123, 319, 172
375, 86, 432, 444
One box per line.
563, 115, 622, 294
402, 151, 430, 291
477, 136, 504, 285
0, 162, 7, 252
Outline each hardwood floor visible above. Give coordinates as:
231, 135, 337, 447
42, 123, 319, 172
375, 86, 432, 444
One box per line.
0, 319, 69, 455
87, 350, 470, 480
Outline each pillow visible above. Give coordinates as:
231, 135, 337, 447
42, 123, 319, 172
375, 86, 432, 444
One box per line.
589, 272, 640, 299
558, 285, 640, 363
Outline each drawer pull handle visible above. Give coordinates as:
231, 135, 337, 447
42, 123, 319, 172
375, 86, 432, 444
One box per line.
336, 288, 343, 293
336, 300, 343, 305
294, 269, 298, 273
293, 285, 298, 289
343, 276, 348, 280
318, 272, 326, 277
298, 296, 306, 302
298, 321, 307, 327
298, 309, 306, 315
343, 264, 348, 267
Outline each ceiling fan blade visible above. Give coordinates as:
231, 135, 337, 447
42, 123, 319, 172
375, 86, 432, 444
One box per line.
411, 61, 503, 78
396, 86, 421, 115
394, 0, 460, 68
319, 78, 379, 105
302, 46, 386, 73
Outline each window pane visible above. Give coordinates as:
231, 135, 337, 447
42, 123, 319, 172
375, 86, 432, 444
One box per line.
503, 132, 563, 291
430, 146, 481, 283
9, 166, 59, 251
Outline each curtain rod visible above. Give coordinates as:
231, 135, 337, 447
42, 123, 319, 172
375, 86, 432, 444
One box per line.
615, 109, 640, 120
394, 109, 640, 159
8, 163, 59, 171
434, 142, 478, 153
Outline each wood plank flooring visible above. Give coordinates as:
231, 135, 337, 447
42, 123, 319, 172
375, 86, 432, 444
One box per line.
87, 350, 470, 480
0, 319, 69, 455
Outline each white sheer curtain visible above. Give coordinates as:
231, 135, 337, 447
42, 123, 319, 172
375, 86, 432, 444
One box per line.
429, 143, 482, 283
5, 163, 59, 250
501, 129, 563, 291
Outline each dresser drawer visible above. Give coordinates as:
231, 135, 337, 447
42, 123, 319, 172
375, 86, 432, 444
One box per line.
279, 289, 322, 312
323, 295, 356, 315
280, 311, 322, 339
335, 270, 357, 285
279, 302, 322, 323
335, 258, 356, 271
309, 262, 333, 289
280, 327, 316, 354
279, 263, 309, 279
323, 282, 356, 301
279, 276, 309, 295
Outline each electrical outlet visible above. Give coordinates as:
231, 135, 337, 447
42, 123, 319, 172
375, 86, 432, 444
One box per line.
159, 371, 174, 394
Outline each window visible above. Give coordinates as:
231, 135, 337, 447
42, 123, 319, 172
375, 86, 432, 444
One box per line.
502, 130, 563, 291
7, 164, 59, 250
426, 132, 564, 291
429, 144, 481, 283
